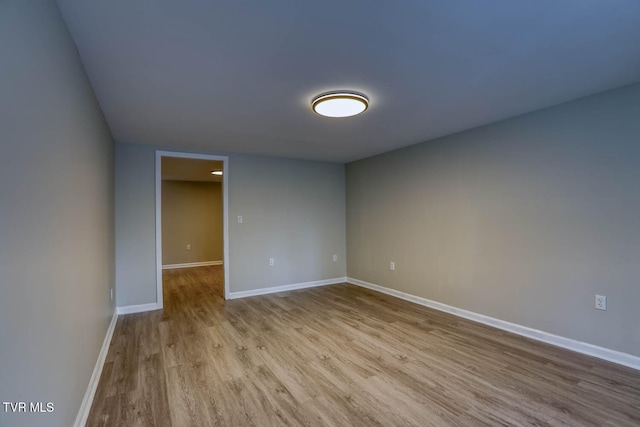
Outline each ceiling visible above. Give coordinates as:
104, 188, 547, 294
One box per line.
162, 157, 223, 182
57, 0, 640, 163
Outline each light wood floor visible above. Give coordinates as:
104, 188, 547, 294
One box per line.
87, 266, 640, 426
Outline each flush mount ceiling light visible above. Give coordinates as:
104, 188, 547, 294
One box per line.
312, 91, 369, 118
211, 170, 223, 176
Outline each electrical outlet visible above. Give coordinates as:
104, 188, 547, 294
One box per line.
110, 288, 113, 301
238, 215, 243, 223
595, 295, 607, 311
186, 244, 191, 250
269, 258, 275, 266
333, 254, 338, 262
390, 261, 395, 271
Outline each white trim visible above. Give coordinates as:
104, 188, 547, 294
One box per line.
162, 260, 223, 270
155, 151, 230, 306
74, 311, 118, 427
228, 277, 347, 300
116, 303, 160, 315
347, 277, 640, 371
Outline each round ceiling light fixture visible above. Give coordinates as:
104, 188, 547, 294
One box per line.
211, 170, 223, 176
312, 91, 369, 118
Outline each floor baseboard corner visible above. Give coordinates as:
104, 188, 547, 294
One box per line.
162, 260, 223, 270
74, 310, 118, 427
116, 302, 160, 315
346, 277, 640, 371
228, 277, 347, 300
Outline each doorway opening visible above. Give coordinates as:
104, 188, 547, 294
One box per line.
155, 151, 230, 308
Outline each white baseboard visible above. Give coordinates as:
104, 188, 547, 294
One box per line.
116, 302, 160, 315
347, 277, 640, 371
162, 260, 223, 270
227, 277, 347, 300
74, 311, 118, 427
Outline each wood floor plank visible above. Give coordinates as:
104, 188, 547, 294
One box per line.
249, 335, 321, 404
141, 352, 171, 427
86, 266, 640, 426
165, 364, 212, 427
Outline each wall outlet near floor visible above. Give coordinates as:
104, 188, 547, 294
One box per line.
269, 258, 275, 266
390, 261, 395, 271
186, 244, 191, 250
333, 254, 338, 262
237, 215, 243, 224
595, 295, 607, 311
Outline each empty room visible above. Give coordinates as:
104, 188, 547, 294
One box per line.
1, 1, 639, 426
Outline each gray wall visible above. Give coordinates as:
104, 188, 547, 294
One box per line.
115, 141, 346, 306
229, 154, 346, 290
162, 181, 223, 265
346, 83, 640, 356
0, 1, 115, 426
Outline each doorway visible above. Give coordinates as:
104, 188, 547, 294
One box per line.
155, 151, 229, 307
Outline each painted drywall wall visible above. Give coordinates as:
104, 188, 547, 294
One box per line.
162, 181, 223, 265
346, 83, 640, 356
115, 142, 157, 306
0, 1, 115, 426
115, 142, 346, 306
